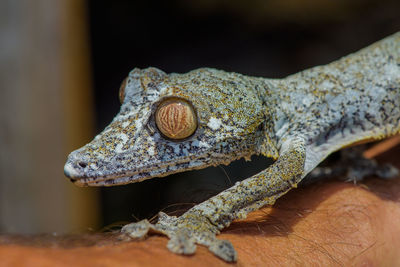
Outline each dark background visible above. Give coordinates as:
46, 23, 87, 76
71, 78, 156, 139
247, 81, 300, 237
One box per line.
87, 0, 400, 227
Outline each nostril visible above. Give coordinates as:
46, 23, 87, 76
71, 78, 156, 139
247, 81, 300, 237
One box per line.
78, 161, 87, 168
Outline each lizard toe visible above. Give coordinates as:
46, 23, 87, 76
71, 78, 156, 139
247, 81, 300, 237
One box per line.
376, 163, 399, 179
121, 219, 151, 239
208, 238, 237, 262
166, 229, 197, 255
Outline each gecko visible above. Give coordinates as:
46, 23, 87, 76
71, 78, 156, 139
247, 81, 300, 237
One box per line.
64, 32, 400, 262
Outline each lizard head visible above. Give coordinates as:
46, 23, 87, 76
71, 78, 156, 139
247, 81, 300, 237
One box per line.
64, 67, 270, 186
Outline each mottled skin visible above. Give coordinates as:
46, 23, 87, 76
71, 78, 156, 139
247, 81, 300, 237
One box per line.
64, 32, 400, 262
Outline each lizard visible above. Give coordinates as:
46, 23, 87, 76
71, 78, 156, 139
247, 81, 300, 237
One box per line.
64, 32, 400, 262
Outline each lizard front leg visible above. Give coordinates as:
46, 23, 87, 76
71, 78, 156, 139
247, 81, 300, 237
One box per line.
121, 137, 306, 262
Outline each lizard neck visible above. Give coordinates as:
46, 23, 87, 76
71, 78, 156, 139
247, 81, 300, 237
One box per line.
250, 77, 284, 159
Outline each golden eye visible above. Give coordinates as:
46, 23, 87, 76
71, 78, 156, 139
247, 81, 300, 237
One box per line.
155, 98, 197, 140
119, 77, 127, 104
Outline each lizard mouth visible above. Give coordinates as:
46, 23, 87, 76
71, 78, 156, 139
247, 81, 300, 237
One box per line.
68, 172, 163, 187
64, 161, 184, 187
64, 149, 244, 187
64, 153, 217, 187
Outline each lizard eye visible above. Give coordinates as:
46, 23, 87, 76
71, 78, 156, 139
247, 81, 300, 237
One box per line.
119, 77, 127, 104
155, 98, 197, 140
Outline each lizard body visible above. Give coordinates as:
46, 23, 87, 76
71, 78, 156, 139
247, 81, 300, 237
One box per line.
64, 32, 400, 261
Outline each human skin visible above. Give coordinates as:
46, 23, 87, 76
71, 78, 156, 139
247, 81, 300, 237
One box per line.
224, 176, 400, 266
225, 143, 400, 266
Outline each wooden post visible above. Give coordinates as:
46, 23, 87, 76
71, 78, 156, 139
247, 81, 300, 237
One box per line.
0, 0, 99, 233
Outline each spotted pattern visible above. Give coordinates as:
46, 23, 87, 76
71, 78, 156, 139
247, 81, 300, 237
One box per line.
65, 32, 400, 262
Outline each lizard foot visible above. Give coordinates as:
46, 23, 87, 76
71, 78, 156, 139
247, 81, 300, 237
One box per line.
344, 159, 399, 182
339, 147, 398, 182
120, 211, 237, 262
303, 148, 399, 185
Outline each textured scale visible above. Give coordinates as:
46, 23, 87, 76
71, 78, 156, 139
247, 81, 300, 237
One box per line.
64, 32, 400, 262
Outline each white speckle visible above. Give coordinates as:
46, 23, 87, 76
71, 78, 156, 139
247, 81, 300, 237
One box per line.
199, 141, 211, 148
172, 144, 180, 154
320, 79, 335, 90
119, 133, 129, 143
122, 121, 130, 128
148, 146, 154, 156
90, 163, 98, 170
207, 117, 222, 130
383, 63, 400, 81
302, 97, 312, 107
115, 143, 123, 153
115, 133, 129, 153
64, 163, 79, 177
275, 121, 290, 140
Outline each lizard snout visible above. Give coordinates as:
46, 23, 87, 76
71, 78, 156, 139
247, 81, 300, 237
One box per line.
64, 151, 97, 179
64, 160, 86, 178
64, 159, 97, 187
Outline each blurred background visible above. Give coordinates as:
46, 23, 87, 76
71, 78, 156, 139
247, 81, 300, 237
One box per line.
1, 0, 399, 234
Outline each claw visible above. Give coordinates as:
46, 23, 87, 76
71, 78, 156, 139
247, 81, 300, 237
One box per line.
167, 229, 197, 255
120, 213, 238, 262
376, 163, 399, 179
158, 211, 177, 223
121, 219, 151, 239
208, 239, 237, 262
